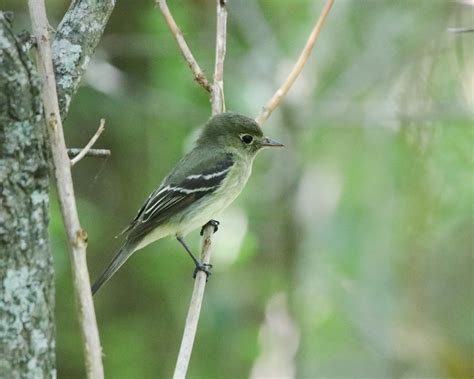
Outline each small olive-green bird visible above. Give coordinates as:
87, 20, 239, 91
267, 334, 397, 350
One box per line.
92, 112, 283, 294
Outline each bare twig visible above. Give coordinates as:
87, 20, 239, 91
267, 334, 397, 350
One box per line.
70, 119, 106, 166
156, 0, 212, 92
28, 1, 104, 378
211, 0, 228, 115
173, 1, 228, 378
68, 148, 111, 159
447, 27, 474, 33
255, 0, 335, 125
173, 225, 215, 379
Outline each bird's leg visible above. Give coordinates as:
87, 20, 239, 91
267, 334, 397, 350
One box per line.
176, 236, 212, 280
200, 219, 220, 236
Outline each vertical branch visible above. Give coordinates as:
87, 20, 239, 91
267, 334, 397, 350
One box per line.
255, 0, 335, 125
173, 227, 214, 379
28, 1, 104, 378
212, 0, 228, 115
173, 1, 228, 378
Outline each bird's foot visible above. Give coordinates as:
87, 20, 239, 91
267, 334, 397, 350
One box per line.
200, 219, 220, 236
193, 262, 213, 281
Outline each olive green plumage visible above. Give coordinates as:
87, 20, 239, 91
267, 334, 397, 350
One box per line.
92, 112, 282, 294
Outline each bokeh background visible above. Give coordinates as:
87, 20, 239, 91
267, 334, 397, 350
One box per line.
5, 0, 473, 377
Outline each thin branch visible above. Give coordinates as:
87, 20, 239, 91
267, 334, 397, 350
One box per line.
28, 1, 104, 378
68, 148, 111, 159
173, 225, 215, 379
173, 1, 228, 378
211, 0, 228, 115
70, 118, 106, 166
255, 0, 335, 125
156, 0, 212, 92
447, 27, 474, 33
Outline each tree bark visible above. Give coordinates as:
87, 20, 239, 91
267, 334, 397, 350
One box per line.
0, 0, 114, 376
53, 0, 115, 117
0, 12, 55, 378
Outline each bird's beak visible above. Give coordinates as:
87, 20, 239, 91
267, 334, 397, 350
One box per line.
261, 137, 284, 147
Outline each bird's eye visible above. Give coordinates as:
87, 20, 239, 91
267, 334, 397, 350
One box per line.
241, 134, 253, 144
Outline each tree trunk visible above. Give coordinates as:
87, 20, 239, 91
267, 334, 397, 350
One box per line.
0, 1, 114, 375
0, 13, 55, 378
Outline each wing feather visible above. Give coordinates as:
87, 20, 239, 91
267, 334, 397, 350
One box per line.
123, 153, 234, 242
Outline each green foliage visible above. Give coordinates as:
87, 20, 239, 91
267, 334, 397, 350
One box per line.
5, 0, 472, 377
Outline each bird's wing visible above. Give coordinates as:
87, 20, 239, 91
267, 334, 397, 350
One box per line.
124, 151, 234, 242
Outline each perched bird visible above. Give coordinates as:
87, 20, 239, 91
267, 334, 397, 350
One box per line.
92, 112, 283, 294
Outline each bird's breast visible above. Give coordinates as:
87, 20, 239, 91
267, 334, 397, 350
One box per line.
176, 158, 252, 236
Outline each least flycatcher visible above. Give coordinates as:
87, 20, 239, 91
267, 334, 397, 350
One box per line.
92, 112, 283, 294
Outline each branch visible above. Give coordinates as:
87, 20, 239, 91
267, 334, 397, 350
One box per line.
70, 119, 106, 166
53, 0, 115, 117
68, 148, 111, 160
173, 1, 228, 377
156, 0, 212, 92
211, 0, 228, 115
28, 1, 104, 378
447, 27, 474, 33
255, 0, 335, 125
173, 225, 215, 379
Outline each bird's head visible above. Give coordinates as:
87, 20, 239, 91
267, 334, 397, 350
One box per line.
197, 112, 283, 156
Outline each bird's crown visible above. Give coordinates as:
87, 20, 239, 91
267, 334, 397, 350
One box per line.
197, 112, 263, 145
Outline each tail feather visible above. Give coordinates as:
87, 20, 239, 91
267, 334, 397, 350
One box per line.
92, 242, 136, 295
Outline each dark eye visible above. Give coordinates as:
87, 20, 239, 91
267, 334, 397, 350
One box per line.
241, 134, 253, 144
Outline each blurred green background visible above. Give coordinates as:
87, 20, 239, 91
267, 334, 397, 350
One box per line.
5, 0, 473, 377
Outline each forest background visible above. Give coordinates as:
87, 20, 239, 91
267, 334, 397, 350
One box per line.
3, 0, 472, 378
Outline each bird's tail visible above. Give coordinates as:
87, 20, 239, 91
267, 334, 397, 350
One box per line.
92, 241, 137, 295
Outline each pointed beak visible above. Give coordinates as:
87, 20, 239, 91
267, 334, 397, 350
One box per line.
261, 137, 284, 147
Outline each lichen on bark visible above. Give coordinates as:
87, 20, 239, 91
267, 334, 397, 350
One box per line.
0, 12, 55, 378
0, 0, 115, 376
53, 0, 115, 117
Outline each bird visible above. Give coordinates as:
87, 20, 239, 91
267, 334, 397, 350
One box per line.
91, 112, 283, 295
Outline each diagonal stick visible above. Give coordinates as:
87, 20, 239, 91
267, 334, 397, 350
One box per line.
156, 0, 212, 92
255, 0, 335, 125
71, 119, 106, 166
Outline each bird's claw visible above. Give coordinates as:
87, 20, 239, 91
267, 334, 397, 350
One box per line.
200, 219, 220, 236
193, 263, 213, 281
